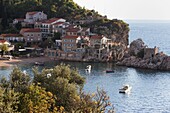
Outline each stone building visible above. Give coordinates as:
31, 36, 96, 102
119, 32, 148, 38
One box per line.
144, 46, 159, 59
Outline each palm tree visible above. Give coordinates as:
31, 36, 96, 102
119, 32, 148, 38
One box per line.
0, 44, 8, 57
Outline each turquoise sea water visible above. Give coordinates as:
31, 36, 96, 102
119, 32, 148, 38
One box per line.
1, 21, 170, 113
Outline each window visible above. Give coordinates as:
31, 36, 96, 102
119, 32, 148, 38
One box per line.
31, 34, 33, 36
48, 52, 51, 56
52, 52, 54, 56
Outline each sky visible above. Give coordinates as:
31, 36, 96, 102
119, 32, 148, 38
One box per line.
73, 0, 170, 20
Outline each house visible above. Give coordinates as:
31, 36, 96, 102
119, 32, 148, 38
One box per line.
35, 18, 66, 37
90, 35, 111, 47
90, 35, 105, 48
0, 34, 24, 42
13, 18, 24, 24
24, 11, 47, 23
52, 22, 70, 34
65, 27, 81, 36
44, 49, 83, 61
62, 26, 90, 37
20, 28, 42, 43
62, 35, 81, 52
34, 20, 46, 29
20, 11, 47, 28
89, 35, 111, 59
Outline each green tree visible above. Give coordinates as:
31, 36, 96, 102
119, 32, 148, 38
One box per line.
52, 32, 61, 42
10, 67, 30, 93
0, 44, 8, 57
0, 87, 20, 113
32, 64, 114, 112
20, 84, 63, 113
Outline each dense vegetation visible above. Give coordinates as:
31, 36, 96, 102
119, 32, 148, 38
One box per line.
0, 0, 95, 31
0, 64, 114, 113
0, 0, 129, 36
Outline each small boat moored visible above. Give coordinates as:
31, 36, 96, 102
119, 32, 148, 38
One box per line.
85, 65, 91, 72
34, 61, 44, 66
119, 84, 132, 93
106, 70, 114, 73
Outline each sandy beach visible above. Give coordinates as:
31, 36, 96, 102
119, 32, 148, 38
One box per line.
0, 57, 53, 67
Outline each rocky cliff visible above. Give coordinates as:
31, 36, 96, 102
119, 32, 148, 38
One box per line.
117, 39, 170, 71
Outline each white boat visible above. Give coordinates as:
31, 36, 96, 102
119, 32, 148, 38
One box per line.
85, 65, 91, 72
119, 84, 132, 93
34, 61, 44, 66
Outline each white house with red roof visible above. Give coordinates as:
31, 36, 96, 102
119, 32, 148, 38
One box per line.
62, 35, 81, 52
20, 28, 42, 43
0, 34, 24, 42
90, 35, 111, 48
62, 26, 90, 37
34, 18, 66, 37
40, 18, 66, 37
24, 11, 47, 23
52, 22, 70, 34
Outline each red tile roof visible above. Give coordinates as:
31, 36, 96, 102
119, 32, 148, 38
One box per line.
63, 36, 79, 39
21, 28, 41, 33
35, 19, 47, 23
66, 28, 80, 32
43, 18, 62, 24
27, 11, 38, 15
53, 22, 65, 25
0, 40, 7, 43
20, 28, 30, 32
90, 35, 102, 39
0, 34, 23, 37
15, 18, 24, 21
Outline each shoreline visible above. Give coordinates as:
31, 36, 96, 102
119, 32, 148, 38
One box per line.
0, 57, 54, 67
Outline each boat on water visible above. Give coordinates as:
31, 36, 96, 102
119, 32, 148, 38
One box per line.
119, 84, 132, 93
85, 65, 91, 72
106, 70, 114, 73
34, 61, 44, 66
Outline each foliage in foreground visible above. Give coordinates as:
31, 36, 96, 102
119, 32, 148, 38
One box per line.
0, 64, 114, 113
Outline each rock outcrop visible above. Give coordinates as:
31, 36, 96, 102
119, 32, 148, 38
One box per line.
117, 38, 170, 71
129, 38, 146, 56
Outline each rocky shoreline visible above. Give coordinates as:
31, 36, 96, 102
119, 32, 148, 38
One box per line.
116, 39, 170, 71
116, 55, 170, 71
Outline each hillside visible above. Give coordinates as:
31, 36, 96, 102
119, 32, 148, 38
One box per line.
0, 0, 97, 30
0, 0, 129, 33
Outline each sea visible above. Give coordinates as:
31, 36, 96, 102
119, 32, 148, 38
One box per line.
1, 21, 170, 113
